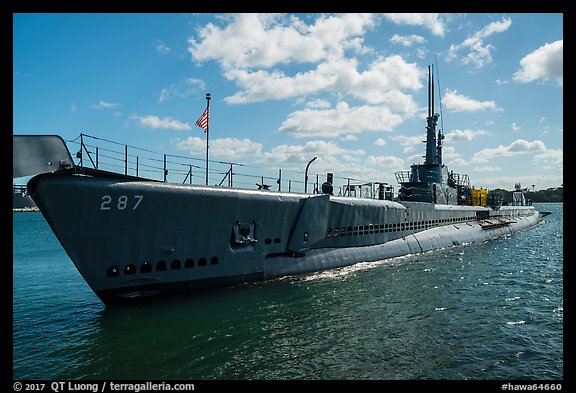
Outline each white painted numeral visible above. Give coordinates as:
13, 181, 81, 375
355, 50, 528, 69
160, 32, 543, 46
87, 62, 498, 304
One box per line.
100, 195, 112, 210
117, 195, 128, 210
100, 195, 144, 211
133, 195, 143, 210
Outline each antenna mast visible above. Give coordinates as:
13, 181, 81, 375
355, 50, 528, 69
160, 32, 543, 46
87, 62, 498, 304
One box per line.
424, 65, 439, 165
435, 53, 445, 134
434, 55, 444, 165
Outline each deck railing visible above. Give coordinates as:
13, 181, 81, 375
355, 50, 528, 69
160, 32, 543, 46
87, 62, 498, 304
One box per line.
67, 133, 394, 199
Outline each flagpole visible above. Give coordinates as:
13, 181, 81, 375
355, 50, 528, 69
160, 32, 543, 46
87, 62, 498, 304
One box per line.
205, 93, 211, 186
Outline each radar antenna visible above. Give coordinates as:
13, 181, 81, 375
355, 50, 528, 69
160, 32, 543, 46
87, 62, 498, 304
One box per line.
434, 54, 444, 165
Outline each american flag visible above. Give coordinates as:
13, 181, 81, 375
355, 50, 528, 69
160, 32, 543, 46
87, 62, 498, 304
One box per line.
195, 107, 209, 133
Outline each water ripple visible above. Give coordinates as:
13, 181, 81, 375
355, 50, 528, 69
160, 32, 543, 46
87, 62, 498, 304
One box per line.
13, 204, 563, 380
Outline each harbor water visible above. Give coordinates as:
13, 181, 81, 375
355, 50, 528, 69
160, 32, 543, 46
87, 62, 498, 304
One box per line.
12, 203, 563, 380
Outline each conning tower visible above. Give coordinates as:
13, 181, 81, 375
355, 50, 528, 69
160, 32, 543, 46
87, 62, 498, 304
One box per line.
395, 65, 470, 205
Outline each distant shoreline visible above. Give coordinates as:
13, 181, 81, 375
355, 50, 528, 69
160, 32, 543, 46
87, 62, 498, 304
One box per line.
11, 202, 562, 214
13, 207, 39, 212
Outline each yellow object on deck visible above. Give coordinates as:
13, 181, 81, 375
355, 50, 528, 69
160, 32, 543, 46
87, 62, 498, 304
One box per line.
470, 187, 487, 206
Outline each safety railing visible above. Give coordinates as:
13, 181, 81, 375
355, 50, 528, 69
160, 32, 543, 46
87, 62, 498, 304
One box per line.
67, 133, 394, 198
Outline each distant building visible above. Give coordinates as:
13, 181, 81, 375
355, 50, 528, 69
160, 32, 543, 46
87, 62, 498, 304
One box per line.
13, 185, 37, 211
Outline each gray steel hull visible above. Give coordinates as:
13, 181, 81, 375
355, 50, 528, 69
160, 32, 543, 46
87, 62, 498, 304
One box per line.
28, 172, 543, 305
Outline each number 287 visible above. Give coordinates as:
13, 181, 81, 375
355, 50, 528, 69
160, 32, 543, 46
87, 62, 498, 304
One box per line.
100, 195, 143, 211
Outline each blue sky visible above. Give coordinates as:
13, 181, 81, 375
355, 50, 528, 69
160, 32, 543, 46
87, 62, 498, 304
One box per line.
13, 13, 563, 192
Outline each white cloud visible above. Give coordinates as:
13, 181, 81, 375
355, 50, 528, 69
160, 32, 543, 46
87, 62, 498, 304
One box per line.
439, 145, 464, 165
259, 140, 363, 165
443, 89, 501, 112
247, 142, 371, 187
173, 136, 263, 158
391, 134, 424, 154
444, 129, 490, 143
223, 55, 421, 105
508, 139, 545, 152
404, 152, 423, 164
186, 13, 429, 142
474, 17, 513, 38
471, 139, 547, 163
374, 138, 386, 146
224, 67, 333, 103
511, 122, 520, 131
513, 40, 563, 87
532, 148, 563, 167
471, 146, 562, 186
154, 39, 171, 55
366, 155, 405, 170
159, 78, 205, 103
188, 13, 375, 69
471, 166, 501, 172
383, 13, 445, 36
131, 114, 192, 130
306, 98, 331, 109
171, 137, 392, 187
390, 34, 426, 47
91, 100, 121, 109
278, 101, 406, 138
416, 47, 428, 59
448, 17, 512, 68
188, 14, 421, 111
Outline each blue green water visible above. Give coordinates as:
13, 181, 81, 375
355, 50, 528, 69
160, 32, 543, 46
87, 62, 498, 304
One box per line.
12, 203, 563, 380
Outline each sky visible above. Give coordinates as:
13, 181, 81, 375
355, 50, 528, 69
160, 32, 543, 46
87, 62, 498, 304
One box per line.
12, 13, 563, 193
